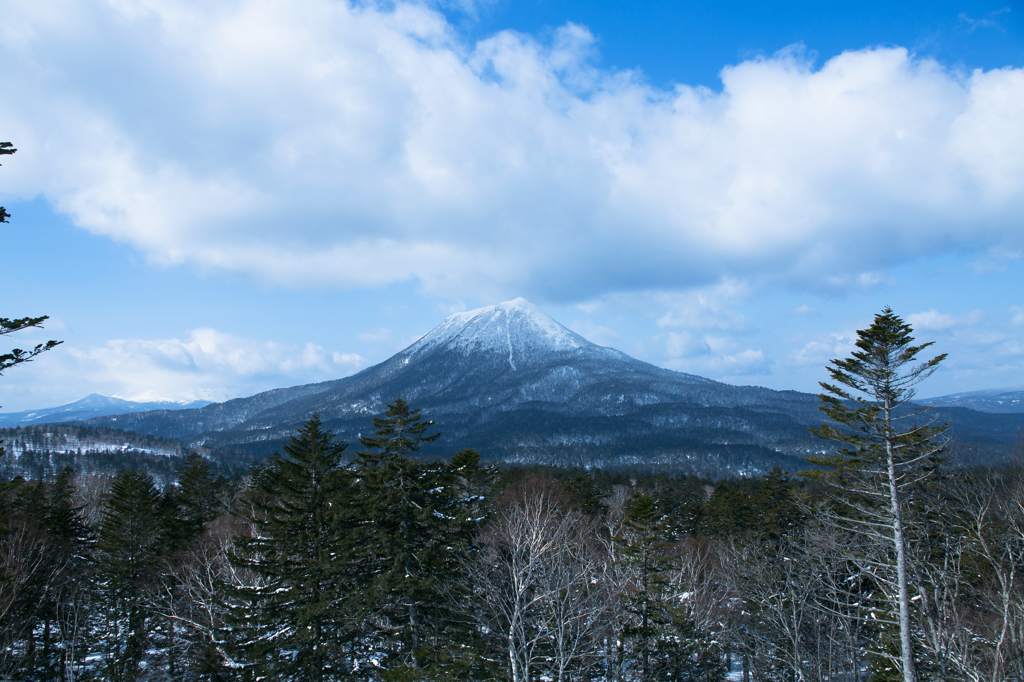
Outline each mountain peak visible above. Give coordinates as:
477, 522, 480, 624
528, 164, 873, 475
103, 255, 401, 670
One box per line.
406, 298, 593, 369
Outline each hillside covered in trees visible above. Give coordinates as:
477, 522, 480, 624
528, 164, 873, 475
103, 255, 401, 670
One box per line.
3, 398, 1023, 681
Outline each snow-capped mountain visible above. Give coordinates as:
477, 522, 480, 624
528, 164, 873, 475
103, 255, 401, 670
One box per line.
85, 299, 1024, 475
408, 298, 593, 365
0, 393, 213, 427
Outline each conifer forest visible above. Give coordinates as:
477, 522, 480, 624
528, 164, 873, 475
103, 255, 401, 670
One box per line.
1, 394, 1024, 681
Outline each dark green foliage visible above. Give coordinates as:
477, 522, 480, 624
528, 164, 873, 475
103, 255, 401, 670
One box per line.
0, 478, 51, 677
39, 466, 94, 679
614, 491, 726, 682
807, 308, 948, 682
619, 494, 679, 680
562, 472, 608, 515
358, 397, 440, 463
0, 141, 14, 224
0, 142, 61, 402
0, 316, 62, 388
230, 413, 354, 681
95, 469, 163, 681
5, 393, 1021, 682
353, 400, 479, 673
0, 469, 93, 679
808, 307, 947, 479
702, 468, 804, 540
161, 453, 223, 552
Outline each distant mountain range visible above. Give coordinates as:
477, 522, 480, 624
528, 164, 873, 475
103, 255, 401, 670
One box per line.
0, 393, 213, 427
923, 386, 1024, 414
76, 298, 1024, 476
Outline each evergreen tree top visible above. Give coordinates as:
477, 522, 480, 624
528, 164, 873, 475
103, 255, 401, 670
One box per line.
821, 307, 946, 409
358, 398, 440, 462
808, 307, 948, 477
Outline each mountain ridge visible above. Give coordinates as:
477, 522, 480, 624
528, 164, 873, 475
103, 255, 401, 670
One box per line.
0, 393, 213, 427
924, 386, 1024, 414
82, 299, 1024, 475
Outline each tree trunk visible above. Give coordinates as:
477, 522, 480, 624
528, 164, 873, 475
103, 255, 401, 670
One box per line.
887, 436, 917, 682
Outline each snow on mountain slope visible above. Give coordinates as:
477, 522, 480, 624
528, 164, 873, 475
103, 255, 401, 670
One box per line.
0, 393, 214, 427
925, 385, 1024, 413
406, 298, 594, 369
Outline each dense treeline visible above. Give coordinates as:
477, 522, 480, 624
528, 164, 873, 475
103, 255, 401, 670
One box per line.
0, 425, 264, 484
2, 399, 1024, 681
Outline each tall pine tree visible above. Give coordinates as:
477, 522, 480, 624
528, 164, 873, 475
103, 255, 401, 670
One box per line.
808, 308, 947, 682
353, 398, 475, 676
95, 470, 163, 681
230, 414, 354, 681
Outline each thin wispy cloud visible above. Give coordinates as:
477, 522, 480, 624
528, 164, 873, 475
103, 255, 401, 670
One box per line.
958, 9, 1011, 33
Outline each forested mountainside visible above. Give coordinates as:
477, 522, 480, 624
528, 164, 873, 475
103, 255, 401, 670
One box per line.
86, 299, 1024, 477
0, 425, 256, 482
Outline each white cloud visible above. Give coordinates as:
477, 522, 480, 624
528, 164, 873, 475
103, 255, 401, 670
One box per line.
794, 305, 818, 316
907, 308, 983, 331
970, 246, 1023, 273
1, 1, 1023, 300
789, 333, 858, 367
958, 9, 1010, 33
908, 309, 957, 331
660, 330, 770, 380
437, 300, 467, 316
0, 328, 366, 409
568, 319, 619, 347
653, 280, 752, 331
1011, 306, 1024, 327
663, 331, 712, 359
664, 345, 772, 380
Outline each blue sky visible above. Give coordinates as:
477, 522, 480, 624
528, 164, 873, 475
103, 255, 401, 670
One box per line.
1, 0, 1022, 411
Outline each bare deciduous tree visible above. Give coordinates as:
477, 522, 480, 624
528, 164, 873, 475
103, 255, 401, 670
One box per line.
468, 477, 607, 682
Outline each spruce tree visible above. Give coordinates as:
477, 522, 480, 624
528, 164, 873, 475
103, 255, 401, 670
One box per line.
40, 467, 93, 680
618, 493, 723, 681
0, 478, 50, 677
358, 397, 440, 462
808, 307, 947, 682
164, 452, 222, 551
95, 469, 163, 681
230, 414, 354, 681
352, 398, 473, 674
618, 493, 675, 681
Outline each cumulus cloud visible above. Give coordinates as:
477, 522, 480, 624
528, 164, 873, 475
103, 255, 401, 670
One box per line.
789, 333, 858, 367
1, 0, 1023, 300
660, 329, 771, 380
0, 328, 367, 410
664, 341, 772, 379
